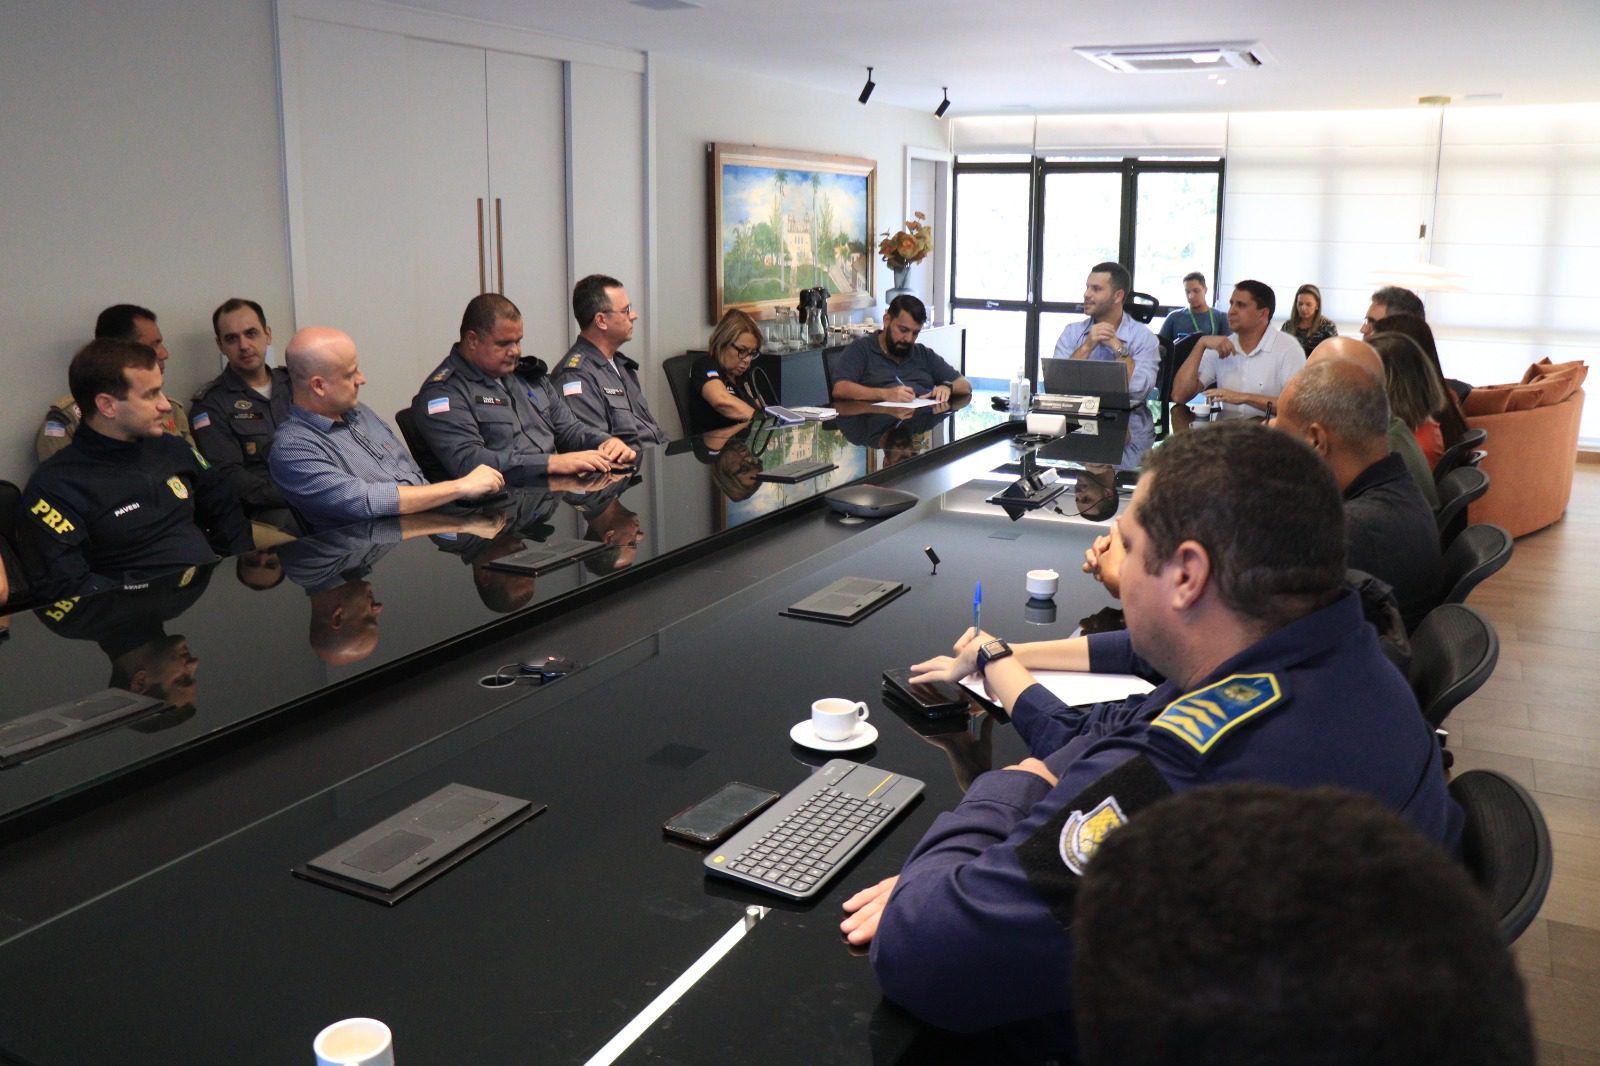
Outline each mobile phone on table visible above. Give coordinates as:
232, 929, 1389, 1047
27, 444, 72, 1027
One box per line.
882, 667, 970, 718
663, 782, 780, 845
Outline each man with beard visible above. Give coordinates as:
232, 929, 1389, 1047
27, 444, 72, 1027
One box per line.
1050, 262, 1159, 403
830, 295, 971, 404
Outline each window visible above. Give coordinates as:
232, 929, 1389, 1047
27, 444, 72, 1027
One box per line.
950, 157, 1223, 388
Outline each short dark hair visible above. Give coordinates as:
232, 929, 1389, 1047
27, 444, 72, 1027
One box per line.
211, 297, 268, 338
886, 293, 927, 325
1090, 261, 1131, 302
69, 338, 159, 415
1231, 279, 1276, 317
573, 274, 624, 329
1181, 271, 1206, 287
1372, 285, 1425, 319
94, 304, 156, 341
1075, 783, 1533, 1066
1137, 422, 1343, 630
461, 293, 521, 339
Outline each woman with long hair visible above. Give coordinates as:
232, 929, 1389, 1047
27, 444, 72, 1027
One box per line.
1282, 283, 1338, 356
1368, 332, 1450, 466
1369, 313, 1469, 448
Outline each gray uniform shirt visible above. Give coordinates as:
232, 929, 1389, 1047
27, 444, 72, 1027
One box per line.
551, 337, 667, 447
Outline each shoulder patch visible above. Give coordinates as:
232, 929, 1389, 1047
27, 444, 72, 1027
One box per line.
188, 445, 210, 470
426, 396, 450, 416
191, 411, 212, 430
1150, 673, 1284, 756
167, 476, 190, 500
28, 498, 77, 536
43, 420, 67, 437
705, 368, 721, 378
428, 367, 454, 384
1059, 795, 1127, 876
562, 380, 583, 396
563, 353, 584, 370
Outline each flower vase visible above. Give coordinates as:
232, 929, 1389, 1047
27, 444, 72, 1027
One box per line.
885, 265, 914, 306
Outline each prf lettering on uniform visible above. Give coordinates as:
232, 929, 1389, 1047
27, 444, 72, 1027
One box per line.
30, 498, 75, 535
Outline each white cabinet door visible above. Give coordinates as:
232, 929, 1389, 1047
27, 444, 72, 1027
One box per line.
486, 51, 569, 367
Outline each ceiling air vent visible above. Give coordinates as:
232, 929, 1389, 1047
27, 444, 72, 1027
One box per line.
1075, 42, 1269, 75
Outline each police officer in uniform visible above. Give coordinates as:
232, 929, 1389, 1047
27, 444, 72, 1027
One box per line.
37, 304, 193, 463
838, 423, 1462, 1054
552, 274, 668, 448
190, 298, 297, 533
19, 339, 252, 601
412, 293, 635, 486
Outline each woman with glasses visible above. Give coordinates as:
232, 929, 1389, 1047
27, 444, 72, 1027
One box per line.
689, 309, 773, 432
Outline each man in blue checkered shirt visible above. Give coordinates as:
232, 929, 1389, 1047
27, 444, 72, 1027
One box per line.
269, 327, 504, 531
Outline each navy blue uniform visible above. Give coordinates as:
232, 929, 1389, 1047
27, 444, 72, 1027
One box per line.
18, 423, 252, 599
411, 346, 615, 485
871, 591, 1461, 1043
190, 365, 295, 527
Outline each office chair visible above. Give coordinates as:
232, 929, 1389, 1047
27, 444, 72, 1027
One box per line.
1437, 523, 1513, 607
1449, 769, 1553, 943
1407, 603, 1499, 730
661, 352, 699, 437
0, 480, 19, 548
1433, 426, 1488, 484
1125, 291, 1160, 325
1435, 466, 1490, 549
392, 407, 451, 483
1157, 332, 1205, 433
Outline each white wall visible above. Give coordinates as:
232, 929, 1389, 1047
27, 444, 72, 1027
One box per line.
647, 55, 948, 434
0, 0, 294, 480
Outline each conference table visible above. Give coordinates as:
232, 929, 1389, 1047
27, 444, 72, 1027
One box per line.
0, 398, 1155, 1064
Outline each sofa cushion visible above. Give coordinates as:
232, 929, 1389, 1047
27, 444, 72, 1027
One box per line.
1463, 385, 1512, 416
1505, 382, 1546, 412
1520, 357, 1588, 384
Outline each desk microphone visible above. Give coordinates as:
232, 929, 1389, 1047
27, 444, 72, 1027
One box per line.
924, 545, 940, 575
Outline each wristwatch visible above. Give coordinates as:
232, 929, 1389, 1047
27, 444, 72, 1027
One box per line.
975, 638, 1013, 674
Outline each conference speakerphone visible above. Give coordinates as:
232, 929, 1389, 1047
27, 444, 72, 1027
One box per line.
485, 537, 607, 576
0, 689, 168, 767
706, 759, 924, 901
294, 784, 543, 905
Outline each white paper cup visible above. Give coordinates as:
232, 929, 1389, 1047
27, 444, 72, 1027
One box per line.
314, 1018, 393, 1066
811, 698, 869, 742
1026, 568, 1060, 598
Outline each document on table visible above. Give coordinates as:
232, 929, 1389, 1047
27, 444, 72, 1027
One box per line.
961, 670, 1154, 707
871, 397, 943, 410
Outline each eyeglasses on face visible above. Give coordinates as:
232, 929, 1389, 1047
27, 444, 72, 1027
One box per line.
604, 305, 634, 318
730, 342, 760, 359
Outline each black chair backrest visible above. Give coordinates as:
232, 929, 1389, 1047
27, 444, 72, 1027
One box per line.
1406, 603, 1499, 729
1438, 523, 1513, 606
1434, 426, 1488, 484
392, 407, 450, 483
661, 352, 699, 438
1435, 466, 1490, 548
824, 347, 846, 395
0, 479, 20, 547
1125, 291, 1160, 325
1449, 769, 1552, 943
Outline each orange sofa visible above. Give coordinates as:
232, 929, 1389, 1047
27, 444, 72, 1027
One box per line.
1462, 359, 1587, 538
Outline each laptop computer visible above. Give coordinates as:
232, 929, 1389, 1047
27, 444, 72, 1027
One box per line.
1041, 357, 1137, 410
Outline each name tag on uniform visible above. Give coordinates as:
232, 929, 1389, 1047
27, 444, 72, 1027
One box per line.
476, 395, 507, 406
602, 387, 624, 397
231, 411, 263, 421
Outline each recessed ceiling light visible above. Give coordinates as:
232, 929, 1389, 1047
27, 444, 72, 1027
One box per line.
1418, 94, 1452, 106
629, 0, 703, 9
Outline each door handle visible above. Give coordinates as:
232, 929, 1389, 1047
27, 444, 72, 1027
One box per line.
476, 198, 487, 293
494, 198, 504, 293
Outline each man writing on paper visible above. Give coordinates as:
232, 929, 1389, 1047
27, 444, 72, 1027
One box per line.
830, 295, 971, 404
838, 423, 1460, 1054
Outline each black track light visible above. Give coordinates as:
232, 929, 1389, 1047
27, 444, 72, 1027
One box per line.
858, 66, 875, 105
934, 87, 950, 118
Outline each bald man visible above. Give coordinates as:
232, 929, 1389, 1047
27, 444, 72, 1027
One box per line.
268, 327, 504, 531
1274, 356, 1441, 628
1306, 337, 1439, 508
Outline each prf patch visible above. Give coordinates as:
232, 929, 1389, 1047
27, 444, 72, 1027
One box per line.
1059, 795, 1127, 875
166, 476, 190, 500
29, 498, 75, 535
1151, 673, 1283, 755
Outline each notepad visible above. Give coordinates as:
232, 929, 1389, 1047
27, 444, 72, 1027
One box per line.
961, 670, 1153, 708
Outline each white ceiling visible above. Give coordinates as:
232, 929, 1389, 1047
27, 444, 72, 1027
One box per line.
408, 0, 1600, 116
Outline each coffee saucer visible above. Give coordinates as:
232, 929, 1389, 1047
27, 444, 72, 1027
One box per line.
790, 720, 878, 752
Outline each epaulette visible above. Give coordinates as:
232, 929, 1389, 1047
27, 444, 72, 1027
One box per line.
427, 366, 454, 384
191, 374, 225, 403
562, 351, 585, 370
1149, 673, 1284, 757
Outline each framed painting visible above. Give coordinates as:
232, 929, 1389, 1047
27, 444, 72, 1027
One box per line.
709, 143, 876, 323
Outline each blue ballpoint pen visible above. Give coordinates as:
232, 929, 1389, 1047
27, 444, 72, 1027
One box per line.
972, 581, 982, 636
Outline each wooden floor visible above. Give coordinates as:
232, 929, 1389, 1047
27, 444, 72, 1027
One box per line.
1451, 464, 1600, 1065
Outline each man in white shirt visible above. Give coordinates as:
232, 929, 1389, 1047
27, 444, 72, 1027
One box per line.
1171, 279, 1305, 417
1050, 261, 1159, 402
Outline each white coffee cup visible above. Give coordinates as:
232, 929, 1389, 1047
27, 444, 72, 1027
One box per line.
1026, 568, 1060, 598
314, 1018, 394, 1066
811, 698, 869, 742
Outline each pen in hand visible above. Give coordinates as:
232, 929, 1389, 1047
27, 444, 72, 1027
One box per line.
973, 580, 982, 637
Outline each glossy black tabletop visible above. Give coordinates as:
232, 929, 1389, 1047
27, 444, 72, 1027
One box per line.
0, 449, 1133, 1065
0, 397, 1033, 833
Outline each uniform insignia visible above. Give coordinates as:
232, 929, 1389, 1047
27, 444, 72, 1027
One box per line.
476, 395, 507, 406
1058, 795, 1127, 876
41, 597, 80, 624
233, 399, 253, 410
43, 420, 67, 437
189, 445, 211, 470
167, 476, 190, 500
426, 396, 450, 416
1151, 673, 1284, 755
192, 411, 212, 430
244, 441, 257, 456
562, 381, 583, 396
563, 353, 583, 369
231, 411, 263, 420
428, 367, 454, 384
705, 368, 720, 378
29, 498, 76, 535
602, 386, 624, 396
179, 566, 197, 588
